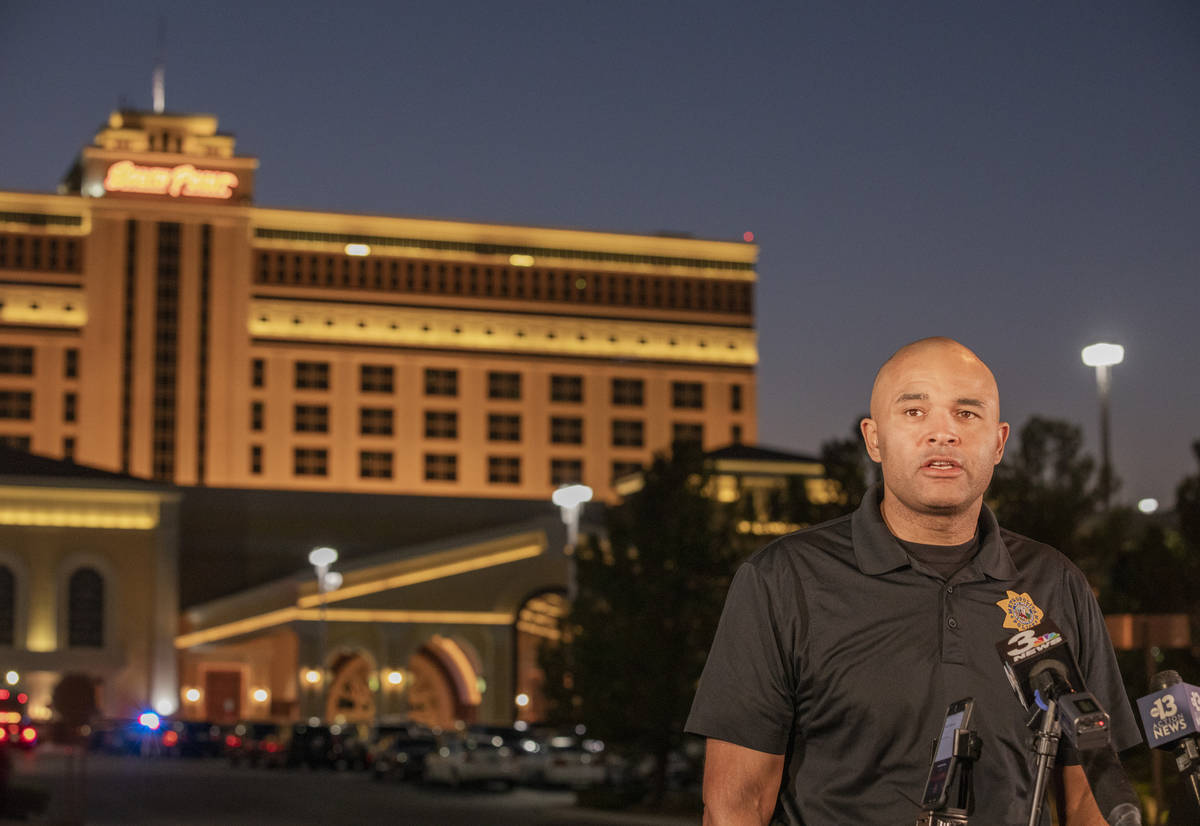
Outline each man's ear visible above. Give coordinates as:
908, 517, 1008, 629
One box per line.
993, 421, 1010, 465
860, 417, 882, 463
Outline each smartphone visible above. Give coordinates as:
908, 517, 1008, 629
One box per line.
920, 697, 974, 809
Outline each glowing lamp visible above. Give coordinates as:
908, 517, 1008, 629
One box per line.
252, 688, 269, 703
4, 671, 18, 686
308, 547, 338, 568
515, 693, 530, 708
20, 727, 36, 744
386, 670, 404, 687
1137, 498, 1159, 514
322, 571, 343, 591
1081, 343, 1124, 368
509, 254, 535, 267
16, 693, 27, 705
138, 712, 161, 731
552, 484, 593, 510
344, 243, 371, 257
184, 688, 201, 703
303, 669, 322, 685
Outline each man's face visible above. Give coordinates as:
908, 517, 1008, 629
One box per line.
860, 344, 1009, 518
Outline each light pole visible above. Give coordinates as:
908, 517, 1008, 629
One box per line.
552, 484, 593, 601
1081, 343, 1124, 508
307, 546, 340, 720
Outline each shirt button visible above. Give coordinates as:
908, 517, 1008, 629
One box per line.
947, 617, 959, 629
946, 586, 954, 594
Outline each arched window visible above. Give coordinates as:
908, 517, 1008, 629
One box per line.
67, 567, 104, 648
0, 565, 13, 646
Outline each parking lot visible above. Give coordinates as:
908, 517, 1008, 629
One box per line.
8, 746, 699, 825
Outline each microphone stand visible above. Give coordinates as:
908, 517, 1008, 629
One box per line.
1025, 699, 1062, 826
917, 729, 982, 826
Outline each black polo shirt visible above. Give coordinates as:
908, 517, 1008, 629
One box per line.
685, 486, 1140, 826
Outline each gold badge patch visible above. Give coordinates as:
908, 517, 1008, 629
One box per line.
996, 590, 1044, 631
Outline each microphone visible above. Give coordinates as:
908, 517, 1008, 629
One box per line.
1136, 670, 1200, 810
996, 621, 1142, 825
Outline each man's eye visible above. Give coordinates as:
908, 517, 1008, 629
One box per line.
957, 410, 978, 419
904, 408, 924, 417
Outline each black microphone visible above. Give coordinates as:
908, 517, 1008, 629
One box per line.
996, 622, 1142, 825
1136, 670, 1200, 811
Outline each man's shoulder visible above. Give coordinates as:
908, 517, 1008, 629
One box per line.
743, 512, 855, 576
995, 524, 1090, 586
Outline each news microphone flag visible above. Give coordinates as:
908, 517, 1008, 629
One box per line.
1137, 671, 1200, 750
995, 620, 1087, 712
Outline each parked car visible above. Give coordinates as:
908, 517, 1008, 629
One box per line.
224, 722, 287, 767
521, 734, 607, 789
423, 731, 520, 789
161, 720, 224, 758
369, 728, 438, 782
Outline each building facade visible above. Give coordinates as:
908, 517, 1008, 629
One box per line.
1, 109, 758, 501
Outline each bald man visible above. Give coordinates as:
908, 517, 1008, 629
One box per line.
686, 338, 1141, 825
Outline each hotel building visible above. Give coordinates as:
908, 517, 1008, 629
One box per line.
0, 108, 758, 501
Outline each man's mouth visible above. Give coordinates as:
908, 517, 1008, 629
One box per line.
923, 459, 961, 470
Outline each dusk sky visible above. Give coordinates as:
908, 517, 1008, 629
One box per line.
3, 2, 1197, 506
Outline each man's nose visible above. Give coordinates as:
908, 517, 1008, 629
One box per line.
925, 412, 960, 445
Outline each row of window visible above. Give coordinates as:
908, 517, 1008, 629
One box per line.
252, 403, 710, 447
254, 251, 753, 314
0, 565, 103, 648
0, 233, 83, 274
0, 346, 79, 378
252, 446, 646, 486
0, 390, 79, 422
257, 359, 742, 411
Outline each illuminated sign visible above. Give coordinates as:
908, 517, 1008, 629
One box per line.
103, 160, 239, 199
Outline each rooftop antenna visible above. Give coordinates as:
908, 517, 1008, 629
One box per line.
152, 17, 166, 113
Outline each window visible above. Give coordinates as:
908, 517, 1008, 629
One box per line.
0, 391, 33, 420
251, 358, 265, 388
250, 444, 263, 474
731, 383, 744, 412
488, 456, 521, 484
293, 447, 328, 476
64, 392, 77, 423
360, 364, 394, 393
424, 368, 458, 397
483, 413, 519, 442
487, 371, 522, 400
424, 410, 458, 439
67, 567, 104, 648
0, 435, 30, 451
612, 461, 642, 481
360, 450, 393, 479
293, 404, 329, 433
673, 422, 704, 445
0, 565, 12, 646
550, 416, 584, 445
424, 453, 457, 481
731, 424, 744, 444
550, 458, 583, 486
360, 407, 394, 436
550, 374, 583, 403
611, 378, 644, 407
0, 346, 33, 376
63, 436, 75, 460
250, 401, 264, 431
612, 419, 644, 448
65, 348, 79, 379
672, 381, 704, 410
294, 361, 329, 390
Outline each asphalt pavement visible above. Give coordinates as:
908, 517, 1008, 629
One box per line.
7, 745, 699, 826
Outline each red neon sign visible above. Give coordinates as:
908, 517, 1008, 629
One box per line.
104, 160, 239, 199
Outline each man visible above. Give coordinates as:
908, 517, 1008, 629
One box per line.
686, 338, 1141, 825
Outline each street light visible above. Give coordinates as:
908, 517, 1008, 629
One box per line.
553, 484, 593, 601
1081, 343, 1124, 508
308, 546, 340, 720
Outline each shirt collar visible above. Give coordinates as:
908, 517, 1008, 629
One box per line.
851, 484, 1018, 581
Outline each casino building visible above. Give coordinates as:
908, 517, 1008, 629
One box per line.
0, 108, 776, 727
0, 108, 758, 500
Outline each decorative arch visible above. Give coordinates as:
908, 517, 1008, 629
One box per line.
0, 550, 30, 649
513, 588, 569, 723
404, 635, 484, 729
325, 650, 376, 724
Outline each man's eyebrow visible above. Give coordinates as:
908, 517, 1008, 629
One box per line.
894, 392, 928, 403
957, 397, 987, 408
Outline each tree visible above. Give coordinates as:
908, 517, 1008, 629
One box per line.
781, 419, 873, 527
988, 416, 1103, 575
540, 442, 739, 805
1175, 439, 1200, 551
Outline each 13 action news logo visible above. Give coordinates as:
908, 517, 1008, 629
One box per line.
1147, 688, 1200, 740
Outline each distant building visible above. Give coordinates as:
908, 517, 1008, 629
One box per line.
0, 447, 179, 721
1, 108, 758, 501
